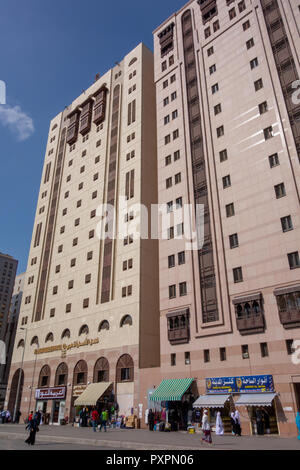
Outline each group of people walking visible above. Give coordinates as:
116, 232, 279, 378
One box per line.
79, 407, 110, 432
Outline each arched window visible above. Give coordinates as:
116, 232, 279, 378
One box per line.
99, 320, 109, 332
129, 57, 137, 67
17, 339, 25, 348
79, 324, 89, 336
116, 354, 134, 383
120, 315, 132, 327
45, 332, 54, 343
94, 357, 109, 382
55, 363, 68, 386
252, 301, 260, 315
61, 329, 70, 340
8, 369, 24, 415
73, 360, 88, 385
38, 365, 51, 388
30, 336, 39, 346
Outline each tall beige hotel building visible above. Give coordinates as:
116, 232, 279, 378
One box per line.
6, 0, 300, 437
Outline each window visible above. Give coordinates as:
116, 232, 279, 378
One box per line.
286, 339, 294, 355
226, 203, 235, 217
164, 115, 170, 125
179, 282, 187, 296
217, 126, 224, 138
171, 354, 176, 366
269, 153, 279, 168
171, 91, 177, 101
274, 183, 286, 199
204, 27, 211, 39
229, 8, 236, 20
220, 347, 226, 362
173, 129, 179, 140
250, 58, 259, 69
85, 274, 91, 284
163, 80, 168, 89
207, 46, 214, 56
83, 298, 89, 308
209, 64, 216, 75
165, 134, 171, 145
162, 61, 167, 72
169, 285, 176, 299
220, 149, 228, 162
246, 38, 254, 50
68, 280, 74, 290
288, 252, 300, 269
172, 110, 178, 120
176, 197, 182, 209
175, 173, 181, 184
87, 251, 93, 261
204, 349, 210, 363
213, 20, 220, 32
70, 258, 76, 267
168, 226, 174, 239
168, 255, 175, 268
214, 103, 222, 115
163, 97, 169, 106
254, 78, 263, 91
212, 83, 219, 94
243, 20, 250, 31
259, 101, 268, 114
264, 126, 274, 140
242, 345, 249, 359
222, 175, 231, 189
260, 343, 269, 358
169, 55, 174, 66
170, 74, 176, 83
233, 267, 243, 283
165, 155, 172, 166
174, 150, 180, 161
185, 352, 191, 365
238, 0, 246, 12
178, 251, 185, 265
281, 216, 293, 232
229, 233, 239, 249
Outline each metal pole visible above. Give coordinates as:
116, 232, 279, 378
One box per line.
13, 328, 27, 423
27, 341, 39, 416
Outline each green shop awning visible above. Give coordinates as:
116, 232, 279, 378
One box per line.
150, 378, 194, 402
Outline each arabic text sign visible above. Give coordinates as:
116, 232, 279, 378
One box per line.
206, 375, 274, 394
35, 387, 66, 400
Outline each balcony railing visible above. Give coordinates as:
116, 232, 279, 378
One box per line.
236, 313, 265, 336
168, 326, 190, 345
279, 309, 300, 329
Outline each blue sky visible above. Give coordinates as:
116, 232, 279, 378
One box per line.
0, 0, 185, 274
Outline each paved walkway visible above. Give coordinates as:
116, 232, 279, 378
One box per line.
0, 424, 299, 450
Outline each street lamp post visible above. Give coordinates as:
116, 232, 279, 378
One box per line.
13, 327, 27, 423
28, 339, 39, 416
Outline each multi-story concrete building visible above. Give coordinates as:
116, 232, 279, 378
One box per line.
0, 253, 18, 406
6, 43, 160, 424
2, 273, 26, 390
152, 0, 300, 436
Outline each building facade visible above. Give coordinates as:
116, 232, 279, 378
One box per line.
6, 43, 160, 424
153, 0, 300, 436
0, 253, 18, 406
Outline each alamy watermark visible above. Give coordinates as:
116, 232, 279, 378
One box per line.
0, 80, 6, 105
0, 340, 6, 365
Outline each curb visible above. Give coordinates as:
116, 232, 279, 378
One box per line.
0, 432, 208, 451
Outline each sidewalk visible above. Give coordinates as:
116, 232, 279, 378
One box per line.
0, 424, 299, 450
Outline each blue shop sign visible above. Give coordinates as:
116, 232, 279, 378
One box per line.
206, 375, 274, 394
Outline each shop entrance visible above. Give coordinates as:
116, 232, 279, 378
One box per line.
209, 400, 233, 433
294, 383, 300, 412
52, 401, 60, 424
249, 405, 279, 435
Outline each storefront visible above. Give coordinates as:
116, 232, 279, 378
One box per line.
35, 386, 67, 425
200, 375, 279, 435
193, 394, 233, 432
73, 382, 114, 423
149, 378, 197, 430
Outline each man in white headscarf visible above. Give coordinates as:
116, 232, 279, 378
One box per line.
215, 411, 224, 435
201, 410, 212, 444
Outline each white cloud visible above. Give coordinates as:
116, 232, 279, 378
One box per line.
0, 105, 34, 141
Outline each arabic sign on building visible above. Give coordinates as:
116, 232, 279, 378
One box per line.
73, 385, 87, 397
206, 375, 274, 394
35, 387, 66, 400
34, 338, 99, 355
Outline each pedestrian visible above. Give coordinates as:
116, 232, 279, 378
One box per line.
35, 410, 42, 426
25, 415, 39, 446
230, 411, 236, 435
91, 407, 99, 432
148, 409, 154, 431
256, 409, 264, 435
15, 410, 22, 424
201, 410, 212, 445
296, 412, 300, 440
0, 408, 6, 424
215, 411, 224, 435
234, 410, 242, 436
5, 410, 11, 423
100, 409, 108, 432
